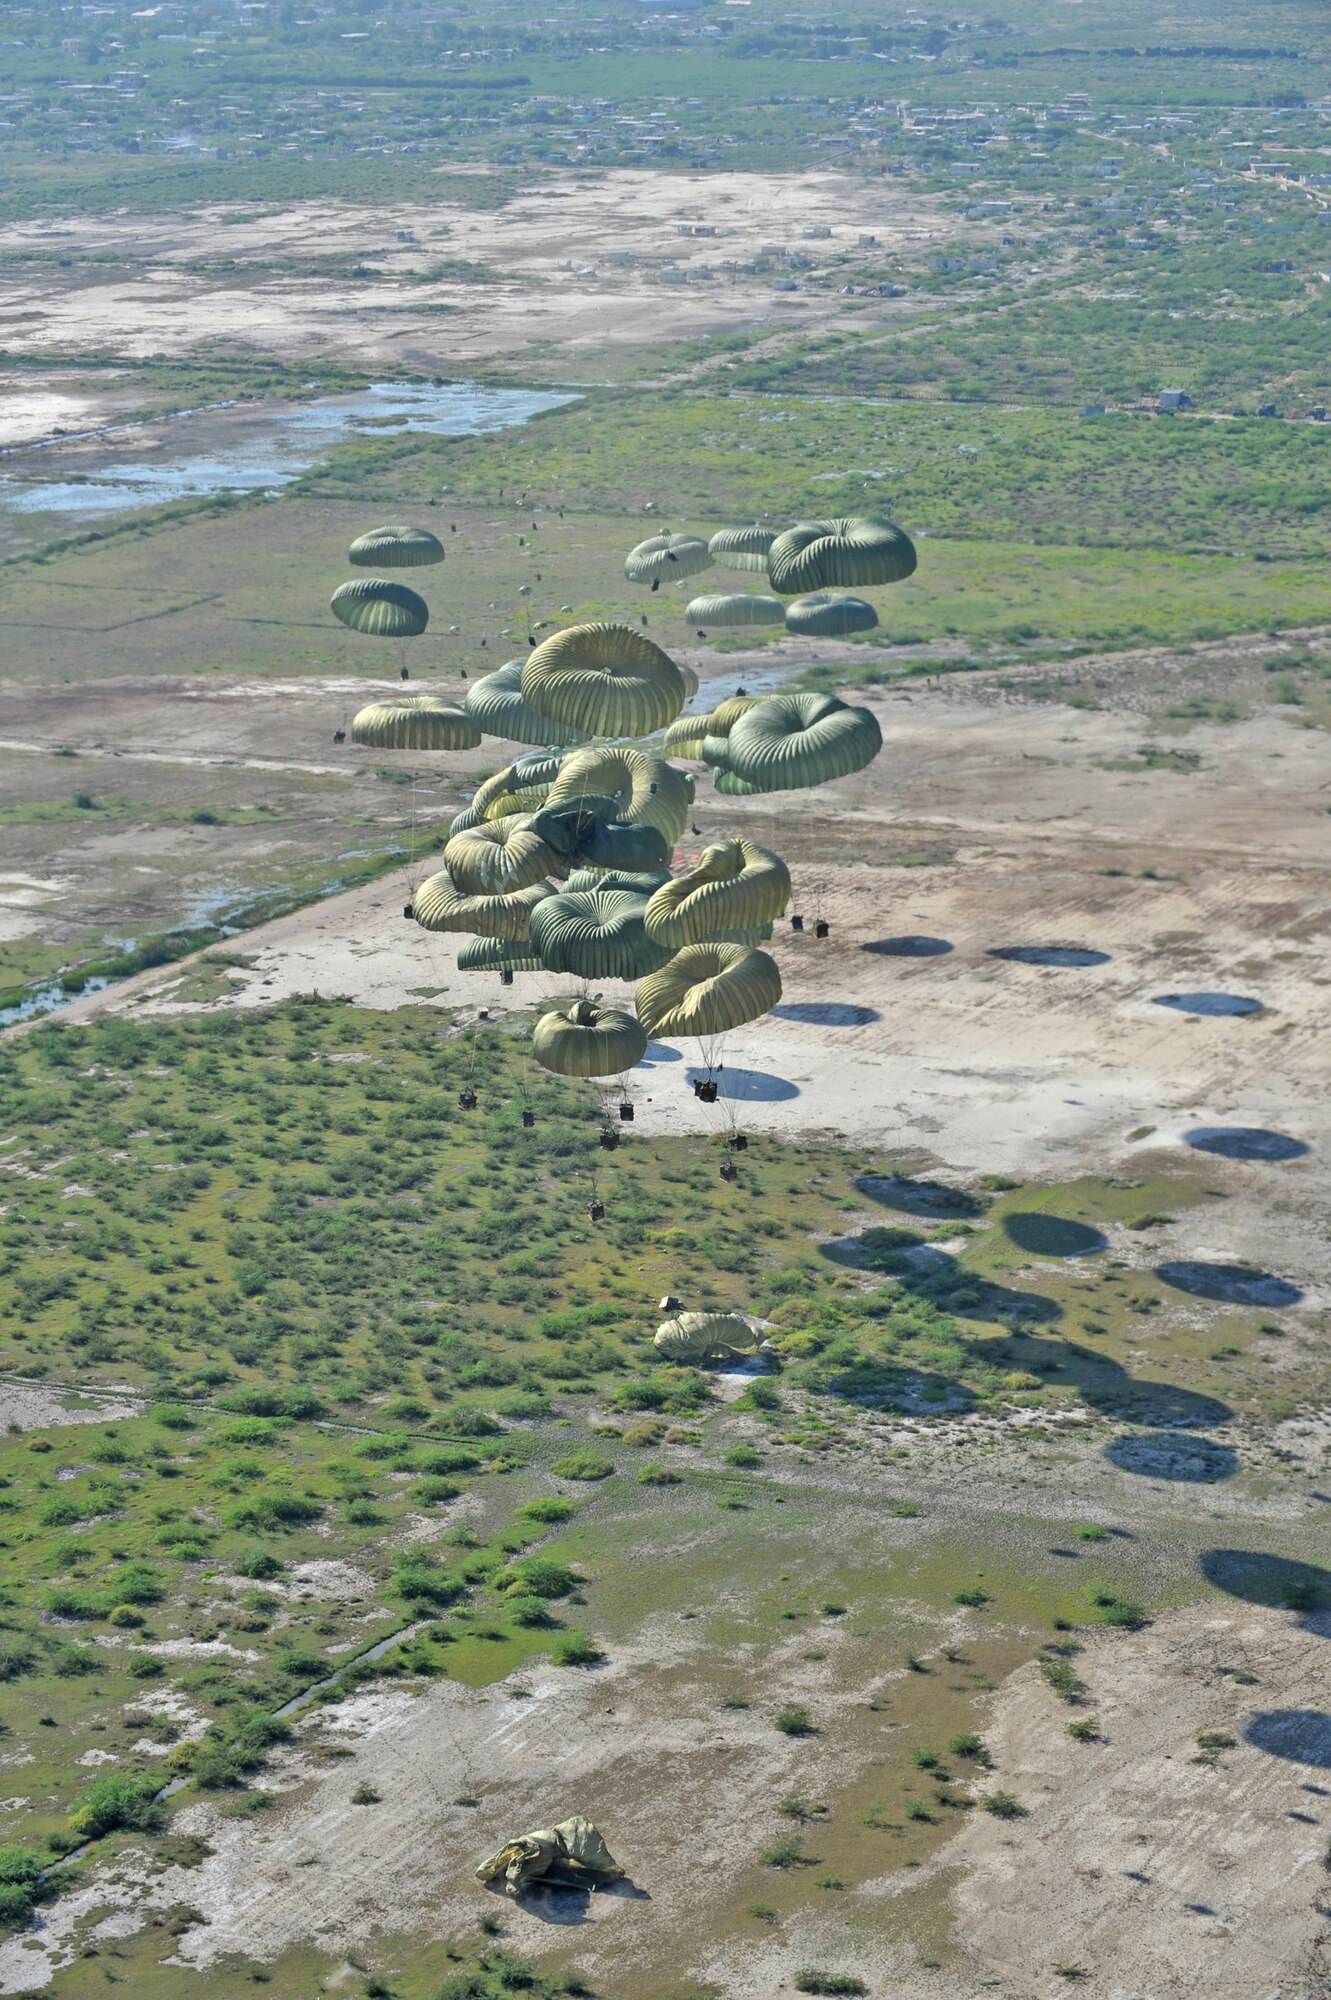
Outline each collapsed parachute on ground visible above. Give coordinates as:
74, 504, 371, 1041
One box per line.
443, 813, 561, 895
784, 592, 878, 638
522, 624, 687, 739
624, 533, 711, 586
330, 577, 430, 638
530, 888, 675, 981
463, 659, 591, 747
654, 1311, 761, 1363
644, 840, 790, 947
413, 872, 553, 940
708, 524, 777, 573
533, 998, 648, 1077
348, 523, 445, 569
636, 941, 782, 1040
350, 696, 480, 751
712, 691, 882, 794
476, 1816, 623, 1896
766, 516, 917, 596
685, 592, 786, 629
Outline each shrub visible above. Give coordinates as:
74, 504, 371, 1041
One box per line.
222, 1493, 322, 1532
392, 1556, 466, 1608
795, 1974, 866, 1996
549, 1452, 613, 1482
1067, 1718, 1101, 1742
551, 1631, 604, 1667
775, 1706, 813, 1737
979, 1790, 1027, 1819
1095, 1596, 1146, 1629
948, 1732, 987, 1761
0, 1645, 35, 1683
517, 1497, 575, 1525
638, 1464, 680, 1485
217, 1388, 324, 1420
413, 1478, 461, 1506
497, 1557, 578, 1600
1074, 1524, 1108, 1542
233, 1549, 284, 1580
761, 1834, 803, 1868
953, 1586, 989, 1608
723, 1444, 762, 1468
904, 1799, 933, 1822
507, 1595, 555, 1629
68, 1771, 165, 1841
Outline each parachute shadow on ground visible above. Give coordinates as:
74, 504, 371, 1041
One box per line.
856, 1173, 985, 1218
1157, 1260, 1302, 1307
684, 1066, 798, 1102
1155, 992, 1264, 1018
1200, 1548, 1331, 1624
862, 935, 953, 958
1183, 1126, 1309, 1162
636, 1040, 684, 1066
821, 1229, 1063, 1327
1002, 1213, 1108, 1258
988, 945, 1111, 968
771, 1001, 880, 1027
1104, 1431, 1238, 1482
1243, 1712, 1331, 1767
509, 1874, 652, 1925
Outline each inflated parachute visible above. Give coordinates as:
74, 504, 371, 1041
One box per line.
533, 998, 647, 1078
708, 524, 776, 574
476, 1816, 623, 1896
685, 592, 785, 629
564, 867, 671, 896
644, 840, 790, 948
530, 889, 675, 981
654, 1311, 760, 1363
463, 660, 590, 748
529, 796, 672, 876
714, 691, 882, 794
767, 517, 917, 596
330, 577, 429, 638
636, 941, 781, 1039
467, 751, 565, 828
784, 592, 878, 638
443, 813, 561, 895
543, 744, 691, 845
669, 695, 763, 763
348, 524, 445, 569
457, 935, 544, 974
350, 696, 479, 752
624, 533, 711, 586
413, 872, 553, 940
522, 624, 687, 739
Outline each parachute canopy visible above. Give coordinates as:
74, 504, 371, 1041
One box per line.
522, 623, 687, 739
644, 840, 791, 948
531, 888, 675, 982
708, 524, 777, 573
533, 998, 648, 1078
413, 872, 553, 940
718, 691, 883, 794
767, 516, 917, 596
456, 935, 544, 974
636, 941, 782, 1039
784, 591, 879, 638
530, 796, 672, 876
624, 533, 711, 586
350, 695, 479, 752
544, 744, 691, 845
444, 813, 561, 896
685, 592, 786, 629
330, 577, 430, 638
654, 1311, 761, 1363
476, 1816, 623, 1896
463, 660, 591, 748
348, 523, 445, 569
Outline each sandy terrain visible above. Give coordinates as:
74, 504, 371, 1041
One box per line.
0, 170, 958, 416
3, 1603, 1324, 2000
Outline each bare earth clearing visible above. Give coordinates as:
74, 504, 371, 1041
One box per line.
0, 169, 957, 413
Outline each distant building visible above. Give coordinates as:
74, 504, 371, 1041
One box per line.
1157, 388, 1193, 411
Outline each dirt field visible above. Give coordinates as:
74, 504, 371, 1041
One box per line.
0, 170, 959, 409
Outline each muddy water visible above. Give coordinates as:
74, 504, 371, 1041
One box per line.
0, 379, 577, 523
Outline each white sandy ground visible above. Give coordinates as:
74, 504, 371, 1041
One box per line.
0, 1383, 143, 1432
0, 170, 965, 403
1, 1604, 1327, 1999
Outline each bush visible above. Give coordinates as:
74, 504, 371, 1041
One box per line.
233, 1549, 284, 1580
392, 1556, 466, 1608
795, 1973, 866, 1995
506, 1595, 555, 1629
517, 1497, 575, 1524
1095, 1596, 1146, 1628
953, 1586, 989, 1608
551, 1631, 604, 1667
948, 1732, 987, 1761
723, 1444, 762, 1468
638, 1464, 680, 1485
0, 1645, 35, 1683
497, 1557, 579, 1600
979, 1790, 1027, 1819
217, 1388, 324, 1420
761, 1834, 803, 1868
68, 1771, 165, 1841
222, 1493, 322, 1532
550, 1452, 613, 1482
412, 1477, 461, 1506
775, 1706, 813, 1737
0, 1881, 37, 1927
